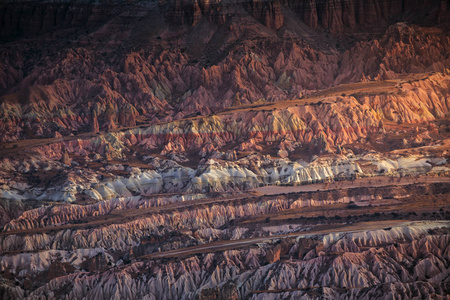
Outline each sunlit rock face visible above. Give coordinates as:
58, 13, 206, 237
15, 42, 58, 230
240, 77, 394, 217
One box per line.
2, 72, 448, 160
0, 0, 449, 141
1, 1, 450, 300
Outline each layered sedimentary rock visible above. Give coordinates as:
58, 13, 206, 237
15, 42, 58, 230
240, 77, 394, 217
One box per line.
1, 75, 449, 202
1, 135, 447, 204
2, 72, 449, 157
1, 0, 447, 39
0, 0, 449, 142
1, 221, 448, 299
356, 73, 450, 122
1, 1, 450, 299
1, 181, 448, 254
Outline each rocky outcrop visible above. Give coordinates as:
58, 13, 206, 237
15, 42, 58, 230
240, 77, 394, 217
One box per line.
265, 243, 282, 263
199, 282, 239, 300
6, 73, 446, 161
1, 2, 449, 300
246, 0, 284, 30
1, 0, 447, 40
1, 0, 449, 142
0, 130, 447, 203
1, 182, 447, 253
60, 151, 71, 165
1, 221, 446, 300
354, 73, 450, 123
161, 0, 449, 33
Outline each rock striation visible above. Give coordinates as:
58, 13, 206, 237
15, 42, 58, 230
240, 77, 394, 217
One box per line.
1, 2, 450, 299
0, 0, 449, 141
1, 221, 447, 300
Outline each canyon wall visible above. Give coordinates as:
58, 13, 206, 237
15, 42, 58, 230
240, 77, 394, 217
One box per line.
0, 0, 449, 141
2, 0, 447, 38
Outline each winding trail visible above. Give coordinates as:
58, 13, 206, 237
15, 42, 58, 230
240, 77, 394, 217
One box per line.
1, 176, 448, 237
250, 176, 450, 195
138, 220, 450, 260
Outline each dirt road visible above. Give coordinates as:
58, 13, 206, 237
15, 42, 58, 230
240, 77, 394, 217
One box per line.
1, 177, 448, 237
251, 176, 450, 195
139, 220, 449, 260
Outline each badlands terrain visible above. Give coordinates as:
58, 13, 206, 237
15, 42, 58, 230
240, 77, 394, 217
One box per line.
0, 0, 450, 299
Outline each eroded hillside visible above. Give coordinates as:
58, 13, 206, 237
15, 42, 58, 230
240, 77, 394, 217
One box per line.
0, 1, 449, 299
1, 0, 449, 141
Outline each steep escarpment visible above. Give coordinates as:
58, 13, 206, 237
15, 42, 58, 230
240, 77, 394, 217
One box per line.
0, 0, 449, 142
158, 0, 449, 32
1, 0, 448, 39
1, 1, 450, 300
335, 24, 450, 84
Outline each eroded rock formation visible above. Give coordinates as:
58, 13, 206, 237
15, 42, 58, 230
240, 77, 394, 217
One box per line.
0, 0, 449, 142
1, 221, 448, 299
1, 1, 450, 299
